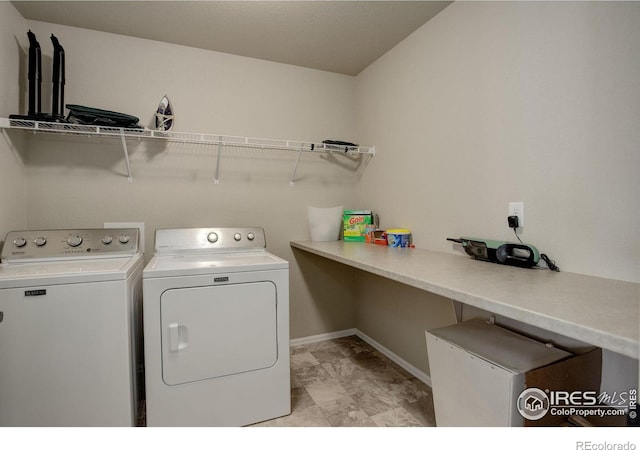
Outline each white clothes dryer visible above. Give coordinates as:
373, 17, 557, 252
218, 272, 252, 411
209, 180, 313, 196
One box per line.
0, 228, 143, 426
143, 227, 290, 426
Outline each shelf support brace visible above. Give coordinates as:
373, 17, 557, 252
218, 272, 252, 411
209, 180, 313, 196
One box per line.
120, 132, 133, 182
1, 129, 10, 148
1, 129, 19, 161
214, 137, 222, 184
289, 146, 304, 186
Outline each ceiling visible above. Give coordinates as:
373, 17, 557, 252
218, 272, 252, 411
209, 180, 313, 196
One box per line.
11, 1, 451, 76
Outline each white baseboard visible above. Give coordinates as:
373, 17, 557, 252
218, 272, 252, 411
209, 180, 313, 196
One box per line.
291, 328, 431, 387
290, 328, 358, 347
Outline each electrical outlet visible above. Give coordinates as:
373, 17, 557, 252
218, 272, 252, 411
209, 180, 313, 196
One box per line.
508, 202, 524, 227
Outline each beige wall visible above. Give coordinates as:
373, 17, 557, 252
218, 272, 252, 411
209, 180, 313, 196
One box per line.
21, 20, 361, 339
353, 2, 639, 382
355, 1, 640, 283
356, 272, 456, 375
0, 3, 28, 239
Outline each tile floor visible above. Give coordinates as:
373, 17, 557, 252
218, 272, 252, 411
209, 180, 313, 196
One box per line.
253, 335, 436, 427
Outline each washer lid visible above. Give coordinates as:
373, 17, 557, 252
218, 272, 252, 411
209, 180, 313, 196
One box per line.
143, 251, 288, 278
0, 255, 143, 288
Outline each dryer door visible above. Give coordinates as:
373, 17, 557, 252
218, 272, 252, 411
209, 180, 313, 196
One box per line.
160, 281, 278, 386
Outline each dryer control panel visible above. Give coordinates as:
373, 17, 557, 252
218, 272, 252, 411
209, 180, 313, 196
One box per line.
154, 227, 266, 255
1, 228, 140, 262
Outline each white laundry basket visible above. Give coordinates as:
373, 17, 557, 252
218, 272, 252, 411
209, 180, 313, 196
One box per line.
307, 206, 343, 241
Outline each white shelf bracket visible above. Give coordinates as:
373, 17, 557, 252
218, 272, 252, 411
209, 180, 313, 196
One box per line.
289, 147, 304, 186
1, 128, 9, 147
120, 132, 133, 182
1, 129, 18, 160
214, 137, 222, 184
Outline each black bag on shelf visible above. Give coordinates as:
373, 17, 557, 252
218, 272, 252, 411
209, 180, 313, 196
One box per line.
65, 104, 141, 128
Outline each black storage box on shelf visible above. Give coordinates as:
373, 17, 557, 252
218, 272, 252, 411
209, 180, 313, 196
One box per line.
65, 104, 141, 128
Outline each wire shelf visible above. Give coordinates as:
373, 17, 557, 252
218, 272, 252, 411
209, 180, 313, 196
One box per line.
1, 118, 375, 154
0, 118, 376, 185
0, 118, 375, 184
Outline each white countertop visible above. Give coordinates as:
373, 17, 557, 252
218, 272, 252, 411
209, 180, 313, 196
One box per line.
290, 240, 639, 359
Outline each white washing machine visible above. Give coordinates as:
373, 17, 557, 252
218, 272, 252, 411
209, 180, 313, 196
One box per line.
0, 228, 143, 426
143, 227, 290, 426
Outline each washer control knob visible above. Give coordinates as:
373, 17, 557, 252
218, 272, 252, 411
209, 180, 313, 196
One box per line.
118, 234, 130, 244
102, 235, 113, 245
207, 232, 219, 243
13, 237, 27, 248
247, 232, 255, 241
67, 235, 83, 247
234, 233, 242, 241
34, 237, 47, 247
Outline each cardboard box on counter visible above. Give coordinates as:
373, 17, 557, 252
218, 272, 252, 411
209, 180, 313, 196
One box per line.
366, 229, 387, 245
343, 210, 372, 242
